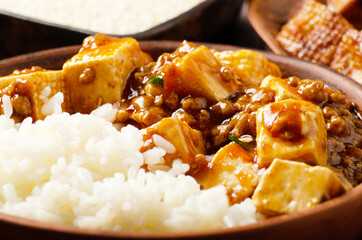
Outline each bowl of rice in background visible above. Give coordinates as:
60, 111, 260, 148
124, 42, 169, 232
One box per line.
0, 40, 360, 240
0, 0, 243, 59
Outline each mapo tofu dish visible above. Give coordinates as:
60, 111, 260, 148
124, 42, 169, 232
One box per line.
0, 34, 361, 229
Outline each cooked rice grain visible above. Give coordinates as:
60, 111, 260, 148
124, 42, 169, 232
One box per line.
0, 101, 257, 232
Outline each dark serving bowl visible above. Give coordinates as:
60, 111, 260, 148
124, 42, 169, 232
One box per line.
0, 0, 243, 59
0, 41, 361, 240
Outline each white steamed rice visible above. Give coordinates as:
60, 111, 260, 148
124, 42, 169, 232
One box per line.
0, 93, 257, 232
0, 0, 205, 35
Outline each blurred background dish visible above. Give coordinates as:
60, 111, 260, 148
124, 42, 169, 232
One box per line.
248, 0, 362, 55
0, 0, 245, 59
248, 0, 362, 84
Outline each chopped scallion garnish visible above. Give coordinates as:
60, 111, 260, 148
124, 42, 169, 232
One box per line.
229, 135, 249, 150
149, 75, 164, 87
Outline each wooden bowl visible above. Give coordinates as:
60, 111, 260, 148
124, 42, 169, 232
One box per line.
0, 41, 361, 240
248, 0, 362, 54
247, 0, 302, 55
248, 0, 362, 55
0, 0, 243, 59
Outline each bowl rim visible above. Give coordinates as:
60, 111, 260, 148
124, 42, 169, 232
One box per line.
247, 0, 291, 55
0, 183, 360, 239
0, 40, 361, 239
0, 0, 215, 38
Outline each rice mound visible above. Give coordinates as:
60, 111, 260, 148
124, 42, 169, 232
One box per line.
0, 96, 257, 232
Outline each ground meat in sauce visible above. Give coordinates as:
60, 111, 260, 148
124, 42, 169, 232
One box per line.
116, 50, 362, 186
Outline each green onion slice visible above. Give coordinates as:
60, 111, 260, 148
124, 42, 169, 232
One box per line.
149, 75, 164, 87
228, 135, 249, 150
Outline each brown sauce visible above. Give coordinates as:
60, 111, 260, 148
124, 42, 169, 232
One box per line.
115, 42, 362, 186
11, 66, 45, 76
0, 78, 33, 122
263, 102, 304, 142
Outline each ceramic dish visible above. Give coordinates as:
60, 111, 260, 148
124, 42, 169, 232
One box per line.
0, 41, 361, 240
0, 0, 242, 59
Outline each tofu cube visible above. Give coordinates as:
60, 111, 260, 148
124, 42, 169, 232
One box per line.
163, 46, 240, 102
276, 0, 352, 66
252, 159, 352, 216
214, 50, 281, 87
256, 99, 327, 167
195, 142, 259, 204
0, 69, 70, 121
144, 117, 206, 174
63, 34, 150, 113
260, 75, 302, 101
330, 29, 362, 84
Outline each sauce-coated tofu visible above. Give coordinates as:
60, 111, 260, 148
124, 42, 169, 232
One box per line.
0, 69, 70, 121
214, 50, 281, 87
143, 117, 206, 174
256, 99, 327, 167
260, 76, 302, 101
195, 142, 258, 204
252, 159, 352, 216
63, 34, 150, 113
163, 46, 240, 102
